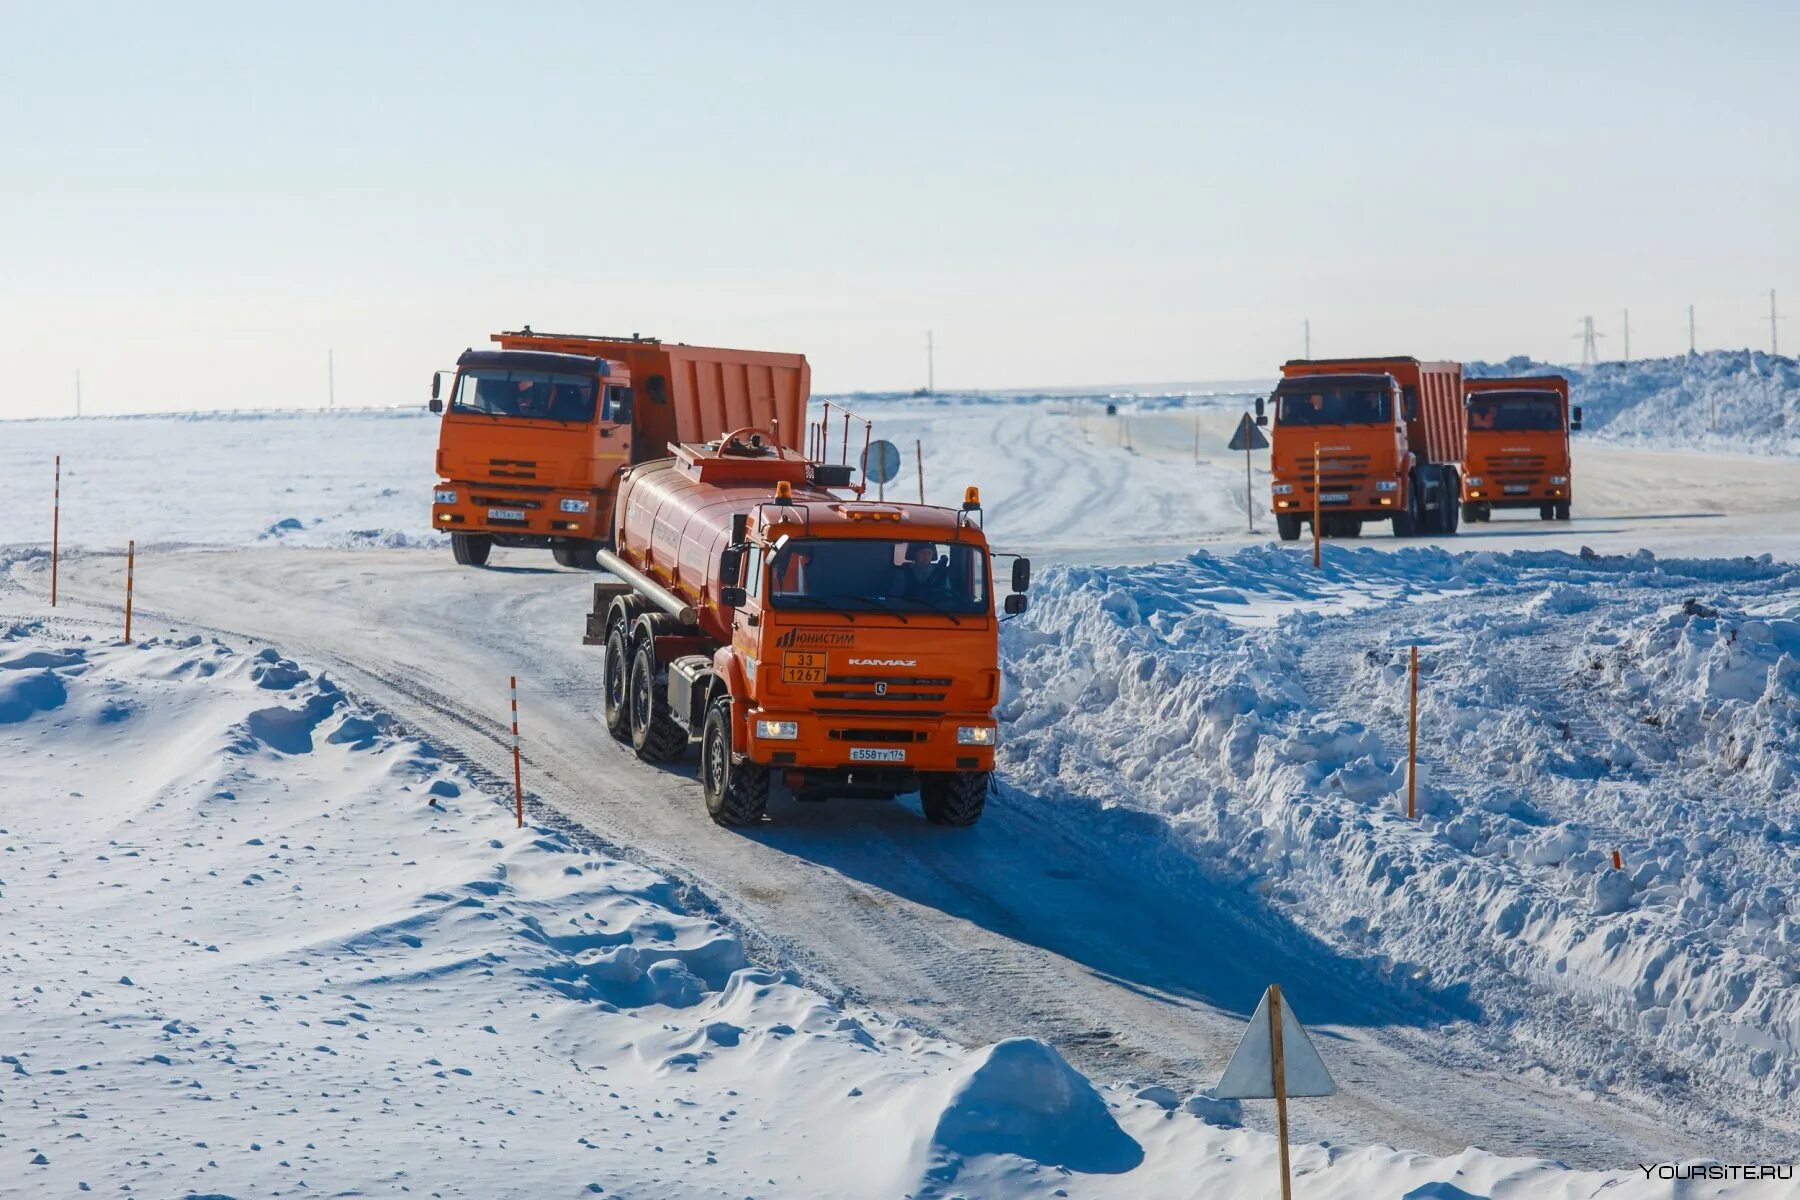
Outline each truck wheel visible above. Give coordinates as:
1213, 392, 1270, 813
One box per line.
601, 625, 633, 742
1342, 518, 1363, 539
629, 639, 688, 763
1539, 504, 1554, 521
569, 544, 601, 570
1276, 513, 1302, 541
1391, 475, 1421, 537
1555, 502, 1571, 521
1440, 470, 1461, 535
451, 533, 492, 567
1460, 502, 1478, 524
920, 772, 988, 826
701, 696, 768, 826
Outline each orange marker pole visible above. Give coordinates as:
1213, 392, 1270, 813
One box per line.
124, 540, 135, 644
1312, 441, 1322, 569
1612, 849, 1623, 871
51, 456, 60, 607
1407, 646, 1420, 819
1269, 983, 1294, 1200
510, 675, 523, 829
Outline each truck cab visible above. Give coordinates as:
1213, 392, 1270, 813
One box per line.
430, 348, 633, 567
1460, 376, 1579, 523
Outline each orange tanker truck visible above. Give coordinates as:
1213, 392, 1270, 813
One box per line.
429, 329, 809, 568
1255, 357, 1465, 540
583, 428, 1029, 827
1460, 375, 1581, 523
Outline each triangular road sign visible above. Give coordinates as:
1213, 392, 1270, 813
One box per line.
1227, 412, 1270, 451
1213, 986, 1337, 1099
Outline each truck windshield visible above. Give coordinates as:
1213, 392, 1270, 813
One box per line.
1276, 387, 1391, 426
766, 539, 989, 617
451, 369, 598, 422
1468, 394, 1564, 432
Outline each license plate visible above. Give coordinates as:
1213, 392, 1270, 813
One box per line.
1503, 485, 1529, 495
849, 747, 905, 763
1318, 492, 1349, 504
487, 508, 525, 521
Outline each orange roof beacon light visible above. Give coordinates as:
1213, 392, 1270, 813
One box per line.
775, 480, 794, 505
962, 486, 981, 511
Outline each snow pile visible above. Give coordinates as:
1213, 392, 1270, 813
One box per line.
1001, 545, 1800, 1145
1469, 351, 1800, 454
2, 620, 1763, 1197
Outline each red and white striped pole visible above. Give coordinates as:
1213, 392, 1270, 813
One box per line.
510, 675, 523, 828
51, 456, 60, 607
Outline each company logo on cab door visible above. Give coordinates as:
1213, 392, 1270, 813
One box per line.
849, 658, 917, 667
775, 628, 856, 649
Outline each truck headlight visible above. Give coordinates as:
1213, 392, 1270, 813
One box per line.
957, 726, 996, 746
1464, 476, 1483, 488
754, 719, 798, 740
434, 489, 458, 504
1271, 483, 1293, 495
1550, 475, 1568, 485
560, 498, 591, 514
1375, 480, 1398, 492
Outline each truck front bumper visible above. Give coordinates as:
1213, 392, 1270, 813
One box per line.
1272, 477, 1403, 518
1464, 480, 1571, 507
744, 710, 996, 775
432, 485, 605, 543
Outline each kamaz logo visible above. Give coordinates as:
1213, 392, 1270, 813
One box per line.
776, 628, 855, 649
850, 658, 916, 667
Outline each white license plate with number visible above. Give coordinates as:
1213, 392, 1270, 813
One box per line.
487, 508, 526, 521
1319, 492, 1349, 503
1503, 485, 1529, 495
849, 747, 905, 763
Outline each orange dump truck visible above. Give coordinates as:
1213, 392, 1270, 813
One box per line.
1255, 357, 1465, 539
583, 428, 1030, 827
1460, 376, 1581, 523
429, 330, 809, 567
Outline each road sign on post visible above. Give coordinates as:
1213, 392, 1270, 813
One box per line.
863, 438, 902, 501
1214, 983, 1336, 1200
1226, 414, 1268, 533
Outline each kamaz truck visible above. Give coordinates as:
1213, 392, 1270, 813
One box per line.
1461, 375, 1581, 523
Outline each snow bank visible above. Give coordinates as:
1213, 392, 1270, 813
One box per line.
2, 619, 1765, 1197
1002, 545, 1800, 1146
1469, 350, 1800, 455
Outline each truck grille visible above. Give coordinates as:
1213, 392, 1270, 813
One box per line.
815, 689, 947, 703
487, 458, 539, 480
471, 495, 543, 509
828, 728, 929, 743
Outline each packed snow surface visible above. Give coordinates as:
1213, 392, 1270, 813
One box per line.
9, 620, 1777, 1196
1002, 545, 1800, 1152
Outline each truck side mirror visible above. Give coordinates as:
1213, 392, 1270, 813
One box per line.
1254, 396, 1265, 418
429, 397, 443, 415
429, 371, 444, 413
719, 546, 744, 585
1003, 593, 1028, 615
610, 386, 633, 424
1570, 405, 1583, 432
720, 585, 747, 609
1010, 557, 1031, 593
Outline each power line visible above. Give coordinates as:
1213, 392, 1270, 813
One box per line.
1688, 304, 1696, 356
1622, 309, 1630, 363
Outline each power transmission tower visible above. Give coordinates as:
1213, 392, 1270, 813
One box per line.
1303, 319, 1311, 358
925, 330, 935, 394
1772, 290, 1781, 357
328, 349, 335, 410
1688, 304, 1696, 355
1573, 316, 1603, 366
1622, 309, 1630, 363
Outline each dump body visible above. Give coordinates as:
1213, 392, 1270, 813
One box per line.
1264, 357, 1465, 538
1461, 375, 1574, 516
587, 433, 1025, 824
431, 330, 810, 566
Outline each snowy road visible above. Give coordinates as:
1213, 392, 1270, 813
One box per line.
0, 544, 1758, 1167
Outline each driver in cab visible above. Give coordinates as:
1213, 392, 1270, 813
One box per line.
896, 542, 946, 601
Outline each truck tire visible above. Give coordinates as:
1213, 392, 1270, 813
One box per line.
1276, 513, 1302, 541
1460, 502, 1479, 524
1539, 504, 1555, 521
1391, 473, 1422, 537
1439, 469, 1461, 535
553, 545, 578, 568
920, 771, 988, 826
451, 533, 492, 567
1341, 517, 1363, 539
1554, 501, 1571, 521
629, 638, 688, 763
569, 544, 601, 570
701, 696, 768, 827
601, 625, 633, 742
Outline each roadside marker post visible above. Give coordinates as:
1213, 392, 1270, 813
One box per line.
510, 675, 523, 829
1225, 414, 1268, 536
916, 439, 925, 504
1214, 982, 1337, 1200
51, 456, 61, 607
1407, 646, 1420, 819
124, 540, 135, 644
1612, 849, 1624, 870
1312, 441, 1322, 569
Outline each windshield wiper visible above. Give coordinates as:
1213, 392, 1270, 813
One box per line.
885, 596, 962, 625
771, 596, 854, 621
843, 594, 908, 623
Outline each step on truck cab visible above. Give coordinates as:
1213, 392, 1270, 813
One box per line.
1460, 375, 1580, 523
583, 428, 1030, 828
1256, 357, 1465, 540
430, 329, 809, 568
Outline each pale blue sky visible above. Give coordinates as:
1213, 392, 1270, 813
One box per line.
3, 0, 1795, 416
